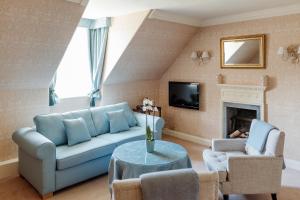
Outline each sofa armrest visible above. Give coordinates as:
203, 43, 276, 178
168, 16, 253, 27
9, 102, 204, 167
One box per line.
134, 112, 165, 139
12, 127, 56, 160
227, 155, 283, 193
212, 138, 247, 152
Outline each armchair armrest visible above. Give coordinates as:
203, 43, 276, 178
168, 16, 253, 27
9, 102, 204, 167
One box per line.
227, 155, 283, 193
112, 172, 219, 200
134, 112, 165, 139
212, 139, 247, 152
12, 127, 55, 160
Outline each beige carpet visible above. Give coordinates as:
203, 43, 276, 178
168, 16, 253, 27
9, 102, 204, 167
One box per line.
0, 135, 299, 200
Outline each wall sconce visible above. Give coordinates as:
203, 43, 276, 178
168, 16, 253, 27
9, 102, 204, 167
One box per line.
277, 45, 300, 64
190, 50, 210, 64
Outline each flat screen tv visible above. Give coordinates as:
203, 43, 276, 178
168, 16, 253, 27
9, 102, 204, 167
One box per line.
169, 81, 200, 110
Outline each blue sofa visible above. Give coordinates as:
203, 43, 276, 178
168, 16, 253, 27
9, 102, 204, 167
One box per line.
12, 102, 164, 197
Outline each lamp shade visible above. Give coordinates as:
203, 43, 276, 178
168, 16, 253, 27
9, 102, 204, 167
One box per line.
190, 51, 198, 60
201, 51, 210, 59
277, 47, 284, 55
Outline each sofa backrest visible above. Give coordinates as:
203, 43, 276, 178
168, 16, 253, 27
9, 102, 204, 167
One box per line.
90, 102, 137, 135
34, 102, 137, 146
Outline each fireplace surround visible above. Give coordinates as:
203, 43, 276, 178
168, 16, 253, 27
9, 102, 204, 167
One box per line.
218, 82, 267, 139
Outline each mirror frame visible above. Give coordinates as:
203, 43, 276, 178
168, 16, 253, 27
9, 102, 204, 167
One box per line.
220, 34, 265, 69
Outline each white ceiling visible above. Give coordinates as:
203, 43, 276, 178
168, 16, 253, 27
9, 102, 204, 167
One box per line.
83, 0, 300, 26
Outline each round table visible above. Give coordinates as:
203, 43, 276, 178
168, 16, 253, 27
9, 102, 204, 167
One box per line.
108, 140, 192, 188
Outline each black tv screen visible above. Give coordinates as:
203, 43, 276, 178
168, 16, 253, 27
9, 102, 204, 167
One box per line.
169, 81, 200, 110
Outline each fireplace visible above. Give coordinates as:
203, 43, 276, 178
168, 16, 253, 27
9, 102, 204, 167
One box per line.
223, 102, 260, 138
217, 78, 267, 139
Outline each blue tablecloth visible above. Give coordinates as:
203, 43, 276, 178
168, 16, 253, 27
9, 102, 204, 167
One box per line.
108, 140, 192, 188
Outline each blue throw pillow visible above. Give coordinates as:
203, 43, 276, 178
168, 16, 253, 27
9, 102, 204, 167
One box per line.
63, 118, 91, 146
107, 110, 130, 133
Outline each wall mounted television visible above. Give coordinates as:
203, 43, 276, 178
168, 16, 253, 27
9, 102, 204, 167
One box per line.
169, 81, 200, 110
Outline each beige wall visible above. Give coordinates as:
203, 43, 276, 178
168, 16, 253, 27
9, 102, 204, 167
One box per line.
0, 0, 85, 162
159, 14, 300, 161
101, 80, 160, 107
0, 89, 49, 161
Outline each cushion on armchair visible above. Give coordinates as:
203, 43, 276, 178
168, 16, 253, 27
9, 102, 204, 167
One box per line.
63, 118, 91, 146
246, 119, 276, 154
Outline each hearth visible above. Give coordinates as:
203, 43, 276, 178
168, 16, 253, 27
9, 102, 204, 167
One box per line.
223, 102, 260, 139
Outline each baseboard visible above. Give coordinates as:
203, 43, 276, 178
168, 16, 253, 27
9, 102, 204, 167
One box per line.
163, 128, 211, 146
0, 158, 18, 180
285, 159, 300, 171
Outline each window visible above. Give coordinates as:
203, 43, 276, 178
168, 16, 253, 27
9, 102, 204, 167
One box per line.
55, 27, 91, 98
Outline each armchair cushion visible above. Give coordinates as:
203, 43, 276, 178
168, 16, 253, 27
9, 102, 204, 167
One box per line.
212, 139, 246, 152
203, 149, 246, 182
63, 118, 91, 146
246, 119, 275, 153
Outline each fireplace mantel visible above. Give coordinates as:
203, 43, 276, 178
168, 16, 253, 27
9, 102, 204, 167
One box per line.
218, 83, 267, 138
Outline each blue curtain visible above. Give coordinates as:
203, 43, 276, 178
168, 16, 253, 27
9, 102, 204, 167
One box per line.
49, 73, 59, 106
89, 27, 109, 107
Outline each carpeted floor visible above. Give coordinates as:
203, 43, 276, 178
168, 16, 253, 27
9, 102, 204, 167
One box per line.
0, 135, 299, 200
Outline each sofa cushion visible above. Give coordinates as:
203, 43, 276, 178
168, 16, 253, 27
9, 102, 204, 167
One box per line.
71, 109, 97, 137
61, 109, 97, 137
56, 137, 116, 170
90, 106, 110, 135
34, 113, 67, 146
107, 110, 130, 133
91, 102, 137, 135
97, 126, 145, 146
63, 118, 91, 146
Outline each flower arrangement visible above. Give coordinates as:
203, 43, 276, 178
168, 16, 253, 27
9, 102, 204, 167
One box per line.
142, 98, 158, 152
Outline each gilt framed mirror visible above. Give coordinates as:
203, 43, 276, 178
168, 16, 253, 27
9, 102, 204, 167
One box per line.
220, 34, 265, 68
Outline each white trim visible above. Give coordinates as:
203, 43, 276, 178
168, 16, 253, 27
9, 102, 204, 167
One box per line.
285, 159, 300, 171
148, 10, 200, 27
65, 0, 89, 6
163, 128, 211, 147
0, 159, 18, 180
149, 3, 300, 27
200, 3, 300, 27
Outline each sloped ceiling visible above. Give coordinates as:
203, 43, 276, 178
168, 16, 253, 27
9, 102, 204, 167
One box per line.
0, 0, 85, 89
104, 17, 197, 85
103, 11, 149, 82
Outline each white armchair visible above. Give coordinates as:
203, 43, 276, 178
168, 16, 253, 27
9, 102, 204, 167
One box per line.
203, 128, 285, 200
